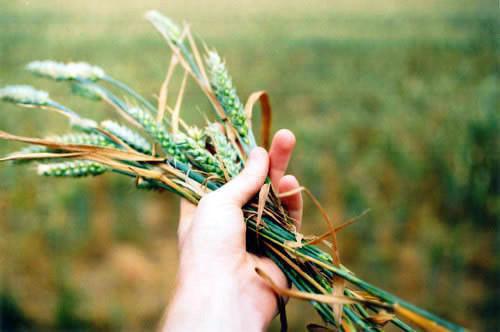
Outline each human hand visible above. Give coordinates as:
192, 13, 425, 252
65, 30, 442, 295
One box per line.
163, 129, 303, 332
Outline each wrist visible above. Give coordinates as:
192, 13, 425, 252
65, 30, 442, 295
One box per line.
164, 262, 269, 331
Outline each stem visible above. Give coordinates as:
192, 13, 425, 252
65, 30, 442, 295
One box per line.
246, 213, 463, 331
49, 101, 82, 119
103, 75, 157, 113
166, 159, 219, 191
177, 43, 202, 79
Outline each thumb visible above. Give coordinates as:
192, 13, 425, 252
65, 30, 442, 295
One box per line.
216, 147, 269, 207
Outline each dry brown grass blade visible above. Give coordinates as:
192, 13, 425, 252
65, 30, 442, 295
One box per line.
255, 267, 356, 305
87, 148, 161, 162
244, 91, 272, 150
164, 105, 189, 131
157, 25, 199, 86
306, 220, 356, 246
80, 153, 199, 203
278, 186, 304, 198
246, 203, 285, 228
394, 304, 450, 332
340, 320, 353, 332
332, 276, 345, 324
306, 209, 370, 246
156, 54, 178, 123
95, 127, 137, 153
18, 104, 80, 122
277, 184, 344, 323
185, 25, 210, 87
256, 183, 271, 229
1, 152, 86, 162
305, 188, 344, 324
98, 91, 142, 128
206, 90, 227, 120
349, 291, 380, 302
156, 162, 210, 197
284, 225, 304, 248
266, 244, 328, 294
305, 190, 340, 263
277, 185, 342, 263
0, 131, 163, 162
223, 122, 245, 160
367, 311, 394, 326
159, 31, 226, 121
168, 42, 195, 78
171, 70, 188, 134
259, 251, 393, 311
85, 154, 159, 177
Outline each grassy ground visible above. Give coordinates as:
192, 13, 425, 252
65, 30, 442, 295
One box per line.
0, 0, 498, 330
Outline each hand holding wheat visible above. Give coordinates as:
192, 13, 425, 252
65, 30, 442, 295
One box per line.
167, 132, 299, 331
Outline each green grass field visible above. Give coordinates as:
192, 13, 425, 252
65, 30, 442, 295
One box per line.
0, 0, 498, 330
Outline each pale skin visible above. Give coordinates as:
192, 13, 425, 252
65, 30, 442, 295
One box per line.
163, 129, 303, 332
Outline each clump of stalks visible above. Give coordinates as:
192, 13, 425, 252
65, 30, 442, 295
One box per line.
0, 10, 465, 332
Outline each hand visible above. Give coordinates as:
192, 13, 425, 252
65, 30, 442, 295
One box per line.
163, 129, 303, 332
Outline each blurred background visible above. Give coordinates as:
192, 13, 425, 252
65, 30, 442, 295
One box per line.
0, 0, 498, 331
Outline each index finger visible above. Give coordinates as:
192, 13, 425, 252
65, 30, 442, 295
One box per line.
268, 129, 296, 188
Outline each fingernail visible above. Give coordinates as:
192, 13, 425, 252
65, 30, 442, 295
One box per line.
282, 174, 297, 183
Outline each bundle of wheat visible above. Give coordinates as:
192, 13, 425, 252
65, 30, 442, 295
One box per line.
0, 10, 464, 332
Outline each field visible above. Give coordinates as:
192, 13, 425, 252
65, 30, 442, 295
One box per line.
0, 0, 498, 330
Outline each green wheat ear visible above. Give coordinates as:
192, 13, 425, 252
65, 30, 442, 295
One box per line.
37, 160, 108, 177
27, 60, 155, 111
175, 128, 224, 177
0, 85, 52, 106
9, 133, 116, 164
48, 133, 115, 146
145, 10, 202, 79
205, 123, 242, 177
101, 120, 152, 154
0, 84, 99, 133
205, 51, 255, 147
144, 10, 182, 45
127, 107, 186, 161
26, 60, 105, 81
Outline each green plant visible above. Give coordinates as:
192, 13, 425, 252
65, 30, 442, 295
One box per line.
0, 10, 465, 332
